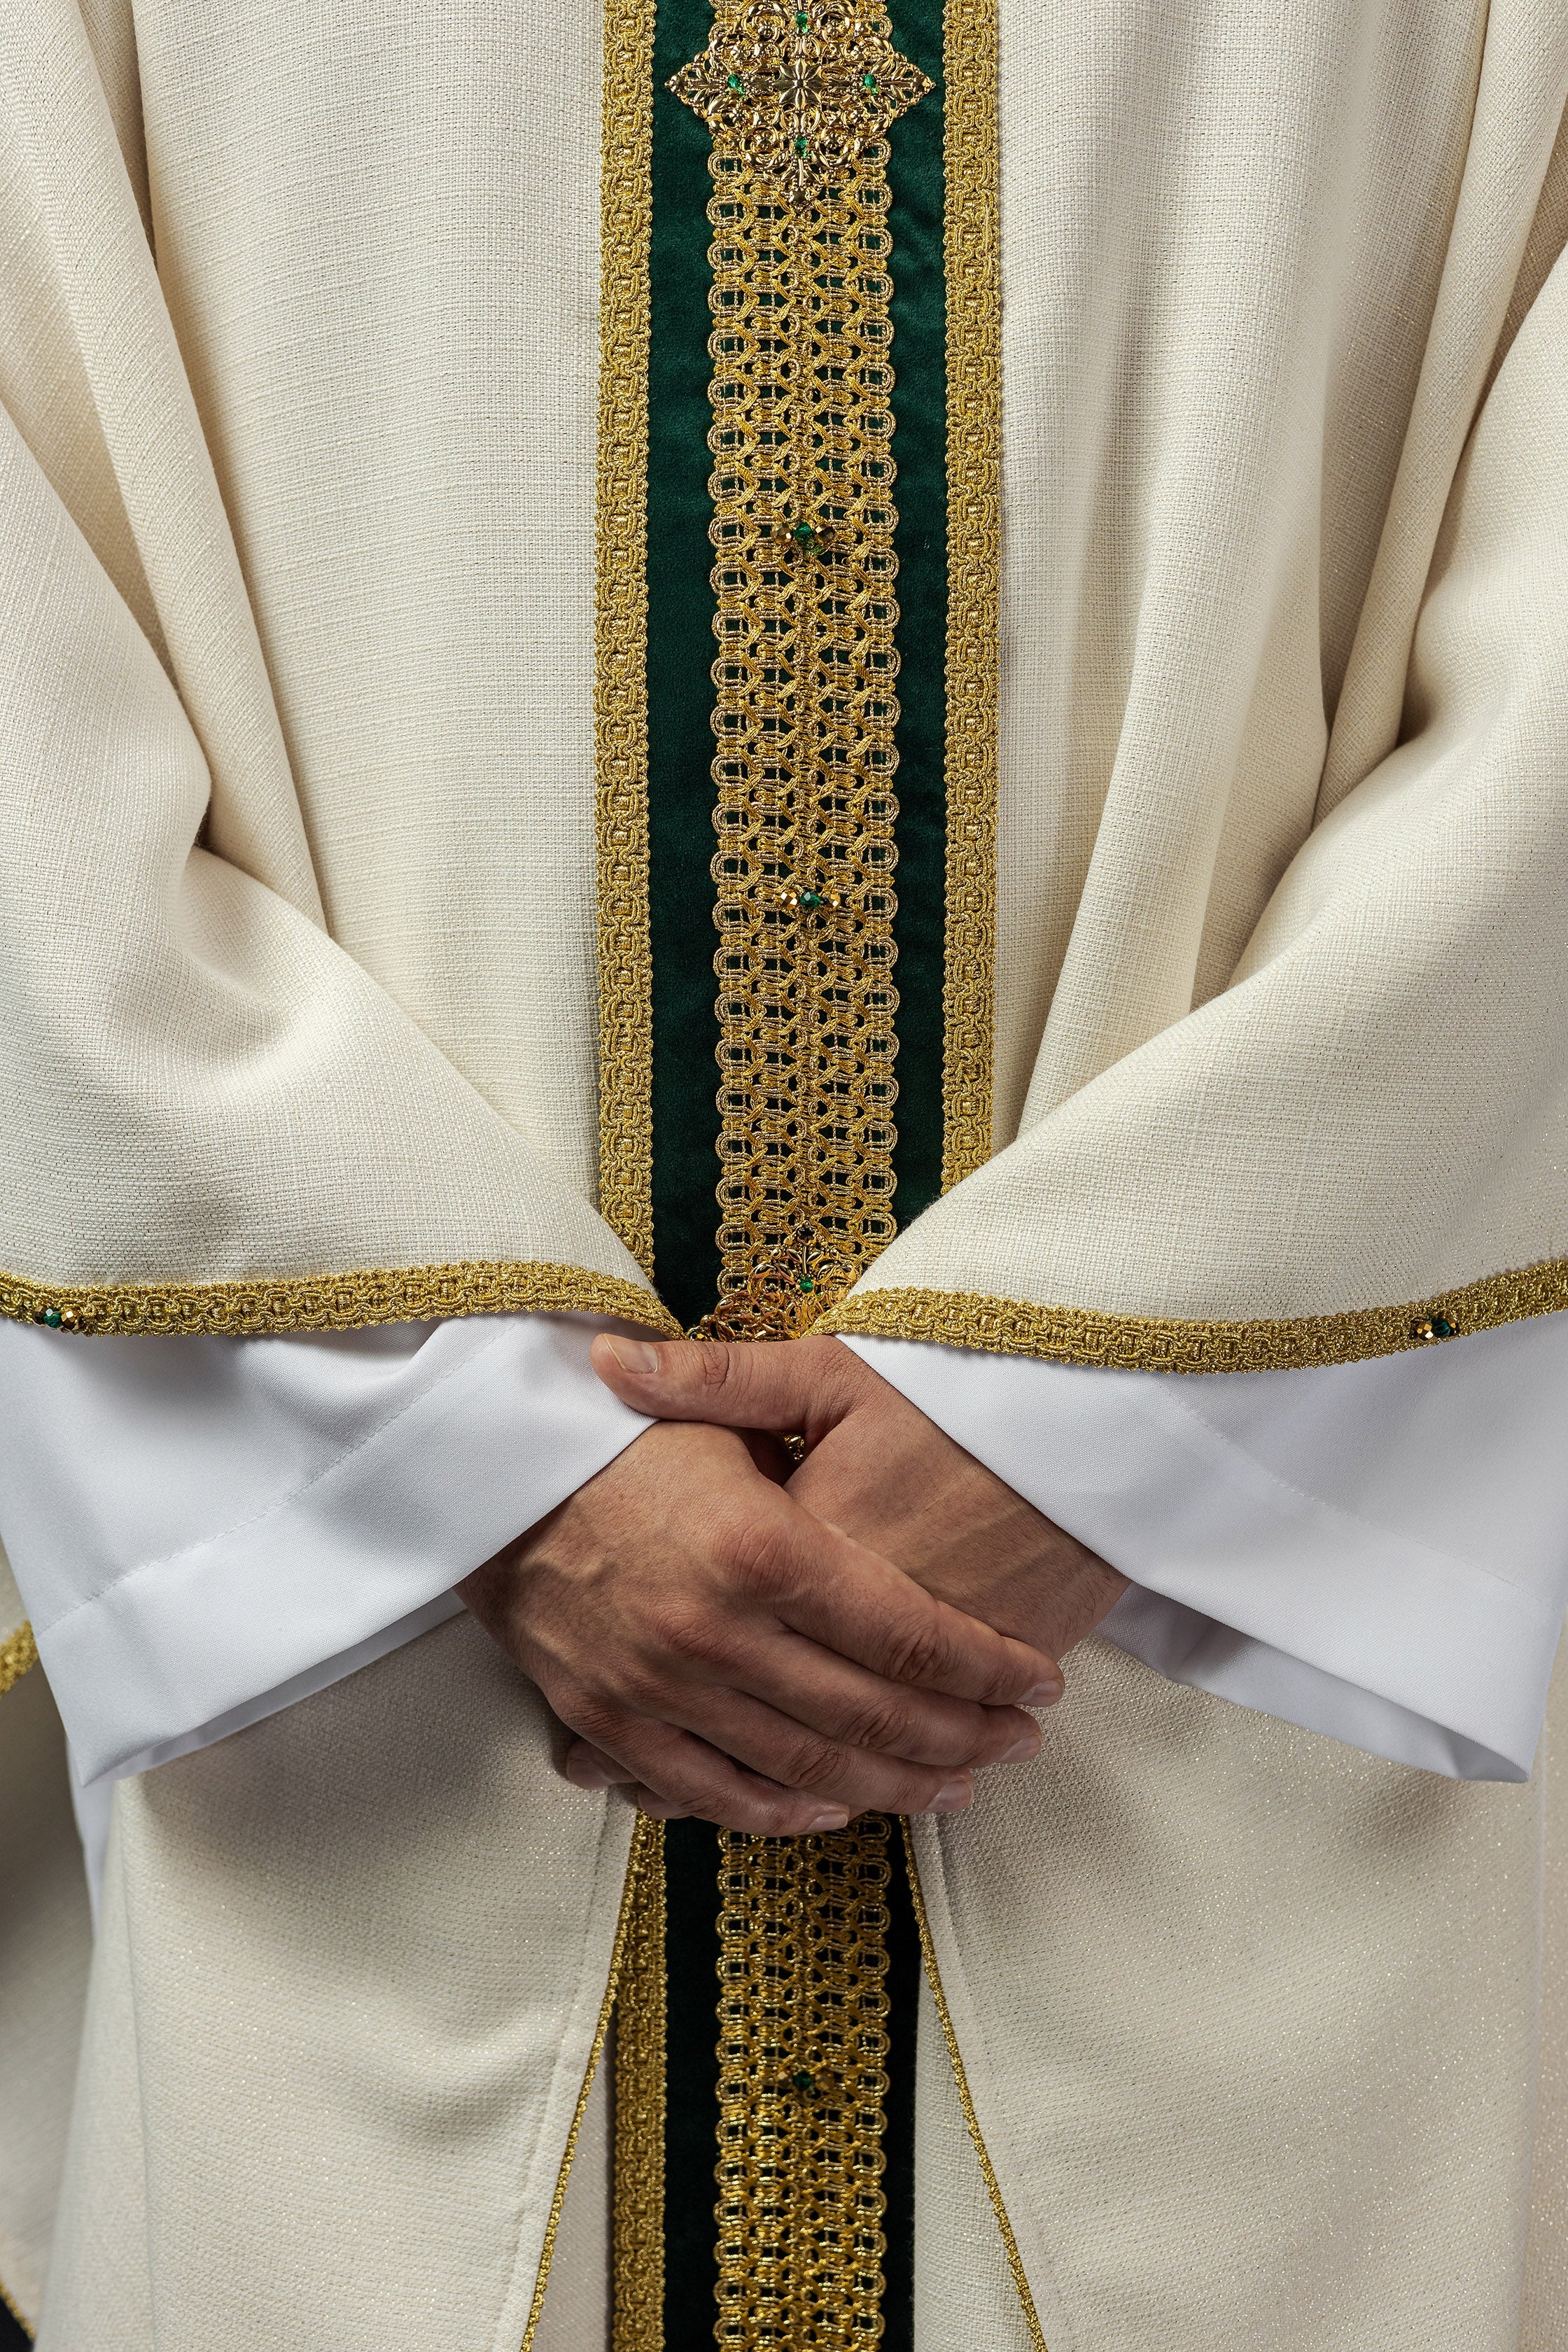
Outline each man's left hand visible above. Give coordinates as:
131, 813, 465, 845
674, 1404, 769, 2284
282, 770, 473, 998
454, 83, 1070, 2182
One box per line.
580, 1331, 1128, 1800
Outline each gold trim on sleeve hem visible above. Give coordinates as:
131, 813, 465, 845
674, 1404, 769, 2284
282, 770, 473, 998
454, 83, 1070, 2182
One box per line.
0, 1261, 681, 1340
939, 0, 1002, 1193
594, 0, 659, 1275
0, 1623, 38, 1700
819, 1256, 1568, 1370
900, 1822, 1048, 2352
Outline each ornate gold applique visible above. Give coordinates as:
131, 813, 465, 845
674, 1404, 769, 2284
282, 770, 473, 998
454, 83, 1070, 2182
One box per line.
673, 1, 930, 1340
715, 1818, 895, 2349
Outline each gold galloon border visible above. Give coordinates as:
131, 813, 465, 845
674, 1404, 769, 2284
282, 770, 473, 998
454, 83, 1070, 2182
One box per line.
820, 1256, 1568, 1371
0, 1260, 681, 1340
612, 1816, 666, 2352
521, 1812, 662, 2352
939, 0, 1001, 1191
901, 1822, 1047, 2351
594, 0, 659, 1274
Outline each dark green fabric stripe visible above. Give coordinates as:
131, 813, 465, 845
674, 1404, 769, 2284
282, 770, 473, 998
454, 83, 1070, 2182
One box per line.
662, 1817, 724, 2346
647, 0, 727, 1330
884, 0, 948, 1232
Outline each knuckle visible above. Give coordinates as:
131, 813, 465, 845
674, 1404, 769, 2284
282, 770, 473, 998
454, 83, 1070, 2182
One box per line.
721, 1509, 795, 1597
646, 1601, 722, 1670
836, 1695, 918, 1756
775, 1732, 850, 1791
878, 1617, 953, 1688
564, 1693, 629, 1751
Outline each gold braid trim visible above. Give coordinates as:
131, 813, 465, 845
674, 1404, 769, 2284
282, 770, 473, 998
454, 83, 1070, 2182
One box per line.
900, 1823, 1047, 2352
939, 0, 1001, 1192
595, 0, 658, 1274
0, 1261, 680, 1340
520, 1811, 663, 2352
612, 1818, 666, 2352
0, 1623, 38, 1699
820, 1256, 1568, 1371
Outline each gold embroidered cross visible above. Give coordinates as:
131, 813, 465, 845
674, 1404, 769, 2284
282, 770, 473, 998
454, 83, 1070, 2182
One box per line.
670, 1, 933, 204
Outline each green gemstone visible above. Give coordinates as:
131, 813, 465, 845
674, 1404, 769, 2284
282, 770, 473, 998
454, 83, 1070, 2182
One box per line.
40, 1307, 62, 1328
794, 134, 808, 154
795, 10, 809, 24
799, 1275, 816, 1294
727, 71, 744, 90
792, 521, 817, 544
1431, 1315, 1455, 1338
862, 72, 878, 90
792, 2070, 816, 2095
799, 888, 825, 909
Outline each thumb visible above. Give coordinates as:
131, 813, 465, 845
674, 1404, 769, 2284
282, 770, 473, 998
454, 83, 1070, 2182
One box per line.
589, 1332, 853, 1434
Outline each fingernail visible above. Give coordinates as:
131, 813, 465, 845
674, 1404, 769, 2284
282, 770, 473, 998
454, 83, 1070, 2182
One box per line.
1001, 1728, 1040, 1763
931, 1777, 972, 1813
1022, 1677, 1063, 1706
807, 1809, 850, 1832
567, 1758, 617, 1789
606, 1337, 662, 1376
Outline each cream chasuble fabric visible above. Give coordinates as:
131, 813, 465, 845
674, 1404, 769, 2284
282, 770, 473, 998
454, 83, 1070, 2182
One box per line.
4, 0, 1568, 2342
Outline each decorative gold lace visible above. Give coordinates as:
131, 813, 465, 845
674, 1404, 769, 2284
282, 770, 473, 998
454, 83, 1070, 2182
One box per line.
715, 1819, 895, 2348
675, 0, 930, 1341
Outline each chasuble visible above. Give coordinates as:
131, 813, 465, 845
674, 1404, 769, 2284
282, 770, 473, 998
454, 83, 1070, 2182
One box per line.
4, 0, 1568, 2344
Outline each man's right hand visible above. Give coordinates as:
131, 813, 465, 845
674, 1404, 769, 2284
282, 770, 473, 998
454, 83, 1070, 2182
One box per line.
458, 1418, 1063, 1836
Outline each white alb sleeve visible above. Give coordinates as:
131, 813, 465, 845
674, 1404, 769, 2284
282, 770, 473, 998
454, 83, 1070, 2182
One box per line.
841, 1314, 1568, 1783
0, 1312, 648, 1787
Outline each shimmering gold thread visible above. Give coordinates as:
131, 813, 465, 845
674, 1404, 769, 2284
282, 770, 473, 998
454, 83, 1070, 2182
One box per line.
613, 1818, 667, 2352
673, 4, 931, 1335
0, 1623, 38, 1699
0, 1261, 680, 1341
519, 1811, 662, 2352
818, 1256, 1568, 1371
899, 1821, 1047, 2352
0, 2273, 34, 2342
596, 0, 659, 1274
715, 1818, 894, 2350
940, 0, 1001, 1192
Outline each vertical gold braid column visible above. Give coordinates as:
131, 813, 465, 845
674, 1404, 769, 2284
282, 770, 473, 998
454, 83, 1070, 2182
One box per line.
715, 1819, 895, 2347
673, 3, 932, 1339
595, 0, 659, 1274
666, 13, 933, 2350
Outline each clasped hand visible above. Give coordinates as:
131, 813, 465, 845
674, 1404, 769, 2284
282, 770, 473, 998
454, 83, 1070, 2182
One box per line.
458, 1334, 1126, 1834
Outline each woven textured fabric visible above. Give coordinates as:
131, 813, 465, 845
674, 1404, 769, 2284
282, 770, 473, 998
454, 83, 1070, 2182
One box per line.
912, 1637, 1544, 2352
0, 0, 644, 1301
37, 1616, 634, 2352
0, 1651, 90, 2335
